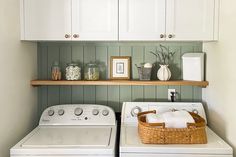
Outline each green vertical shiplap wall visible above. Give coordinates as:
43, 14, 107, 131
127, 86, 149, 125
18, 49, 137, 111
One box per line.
38, 42, 203, 114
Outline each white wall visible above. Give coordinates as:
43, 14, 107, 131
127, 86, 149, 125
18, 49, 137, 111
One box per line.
0, 0, 38, 157
203, 0, 236, 155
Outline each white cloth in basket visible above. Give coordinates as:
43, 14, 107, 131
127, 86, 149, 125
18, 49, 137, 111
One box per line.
146, 110, 195, 128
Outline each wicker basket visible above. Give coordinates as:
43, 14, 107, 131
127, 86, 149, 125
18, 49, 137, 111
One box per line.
137, 67, 152, 80
137, 110, 207, 144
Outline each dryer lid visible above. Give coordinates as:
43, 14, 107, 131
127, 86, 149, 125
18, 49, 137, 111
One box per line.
21, 126, 112, 148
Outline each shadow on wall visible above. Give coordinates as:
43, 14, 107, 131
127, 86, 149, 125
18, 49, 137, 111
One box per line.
202, 101, 235, 150
169, 63, 181, 80
206, 109, 226, 136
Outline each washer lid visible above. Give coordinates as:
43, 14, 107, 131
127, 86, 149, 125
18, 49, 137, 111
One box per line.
120, 126, 233, 155
22, 126, 112, 148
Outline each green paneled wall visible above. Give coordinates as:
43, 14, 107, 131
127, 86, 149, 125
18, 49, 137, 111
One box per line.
38, 42, 203, 114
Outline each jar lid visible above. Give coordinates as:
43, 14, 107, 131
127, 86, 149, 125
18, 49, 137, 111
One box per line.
86, 63, 98, 66
87, 62, 97, 65
53, 61, 59, 66
67, 63, 79, 66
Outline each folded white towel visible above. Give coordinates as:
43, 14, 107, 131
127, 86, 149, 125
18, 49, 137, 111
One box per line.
146, 110, 195, 128
146, 113, 164, 123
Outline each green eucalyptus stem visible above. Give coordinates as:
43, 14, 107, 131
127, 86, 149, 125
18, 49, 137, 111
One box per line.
149, 44, 176, 65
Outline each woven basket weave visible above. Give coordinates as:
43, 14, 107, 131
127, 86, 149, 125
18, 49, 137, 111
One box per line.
137, 110, 207, 144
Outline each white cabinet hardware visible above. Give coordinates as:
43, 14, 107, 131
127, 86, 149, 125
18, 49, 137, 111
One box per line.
73, 34, 79, 38
65, 34, 71, 39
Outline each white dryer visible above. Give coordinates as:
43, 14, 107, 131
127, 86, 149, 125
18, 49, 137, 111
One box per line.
120, 102, 233, 157
11, 104, 117, 157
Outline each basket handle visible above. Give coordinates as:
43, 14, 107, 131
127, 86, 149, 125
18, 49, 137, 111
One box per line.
137, 110, 156, 117
187, 112, 206, 128
144, 122, 165, 128
187, 122, 206, 128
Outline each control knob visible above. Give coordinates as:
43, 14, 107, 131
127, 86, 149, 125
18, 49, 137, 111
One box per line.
131, 106, 142, 117
58, 109, 64, 116
74, 108, 83, 116
92, 109, 99, 115
192, 109, 199, 114
48, 109, 54, 116
102, 109, 109, 116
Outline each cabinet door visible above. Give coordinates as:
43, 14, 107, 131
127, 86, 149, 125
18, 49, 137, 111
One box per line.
23, 0, 71, 40
166, 0, 215, 41
119, 0, 166, 41
72, 0, 118, 41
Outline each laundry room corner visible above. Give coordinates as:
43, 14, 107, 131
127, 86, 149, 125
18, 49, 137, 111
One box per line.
0, 0, 38, 157
202, 0, 236, 156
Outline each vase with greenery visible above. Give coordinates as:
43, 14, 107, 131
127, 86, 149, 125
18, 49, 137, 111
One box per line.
150, 45, 175, 81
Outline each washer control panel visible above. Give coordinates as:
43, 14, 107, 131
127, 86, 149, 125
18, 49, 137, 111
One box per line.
40, 104, 116, 126
121, 102, 207, 125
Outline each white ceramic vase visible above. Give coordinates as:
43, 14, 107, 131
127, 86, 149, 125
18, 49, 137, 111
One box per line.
157, 64, 171, 81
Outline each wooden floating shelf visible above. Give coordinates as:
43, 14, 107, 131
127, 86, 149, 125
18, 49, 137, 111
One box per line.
31, 80, 209, 87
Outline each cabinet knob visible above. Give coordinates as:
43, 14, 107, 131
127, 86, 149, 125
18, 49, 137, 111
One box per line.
168, 34, 174, 38
160, 34, 165, 38
73, 34, 79, 38
65, 34, 71, 38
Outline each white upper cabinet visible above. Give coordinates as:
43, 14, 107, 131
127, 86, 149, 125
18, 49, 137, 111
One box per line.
22, 0, 71, 40
119, 0, 166, 41
166, 0, 216, 41
72, 0, 118, 41
21, 0, 219, 41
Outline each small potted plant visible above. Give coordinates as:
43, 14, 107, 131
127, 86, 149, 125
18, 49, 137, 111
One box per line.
150, 45, 175, 81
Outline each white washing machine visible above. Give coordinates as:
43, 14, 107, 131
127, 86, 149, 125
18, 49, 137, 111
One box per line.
120, 102, 233, 157
11, 104, 117, 157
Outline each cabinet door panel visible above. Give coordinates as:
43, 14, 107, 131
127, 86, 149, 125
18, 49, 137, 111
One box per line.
119, 0, 166, 41
23, 0, 71, 40
166, 0, 215, 41
72, 0, 118, 41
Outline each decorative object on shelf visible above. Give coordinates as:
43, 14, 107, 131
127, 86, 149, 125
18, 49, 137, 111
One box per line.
182, 53, 204, 81
150, 45, 175, 81
136, 63, 153, 80
157, 65, 171, 81
51, 61, 61, 81
84, 63, 100, 80
110, 56, 131, 80
65, 63, 81, 80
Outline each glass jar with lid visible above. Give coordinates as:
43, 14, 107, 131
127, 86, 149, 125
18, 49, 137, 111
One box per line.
65, 63, 81, 80
51, 61, 62, 80
84, 63, 99, 80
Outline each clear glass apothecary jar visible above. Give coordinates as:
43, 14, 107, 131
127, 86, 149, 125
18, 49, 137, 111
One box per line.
65, 63, 81, 80
84, 63, 99, 80
51, 61, 62, 81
